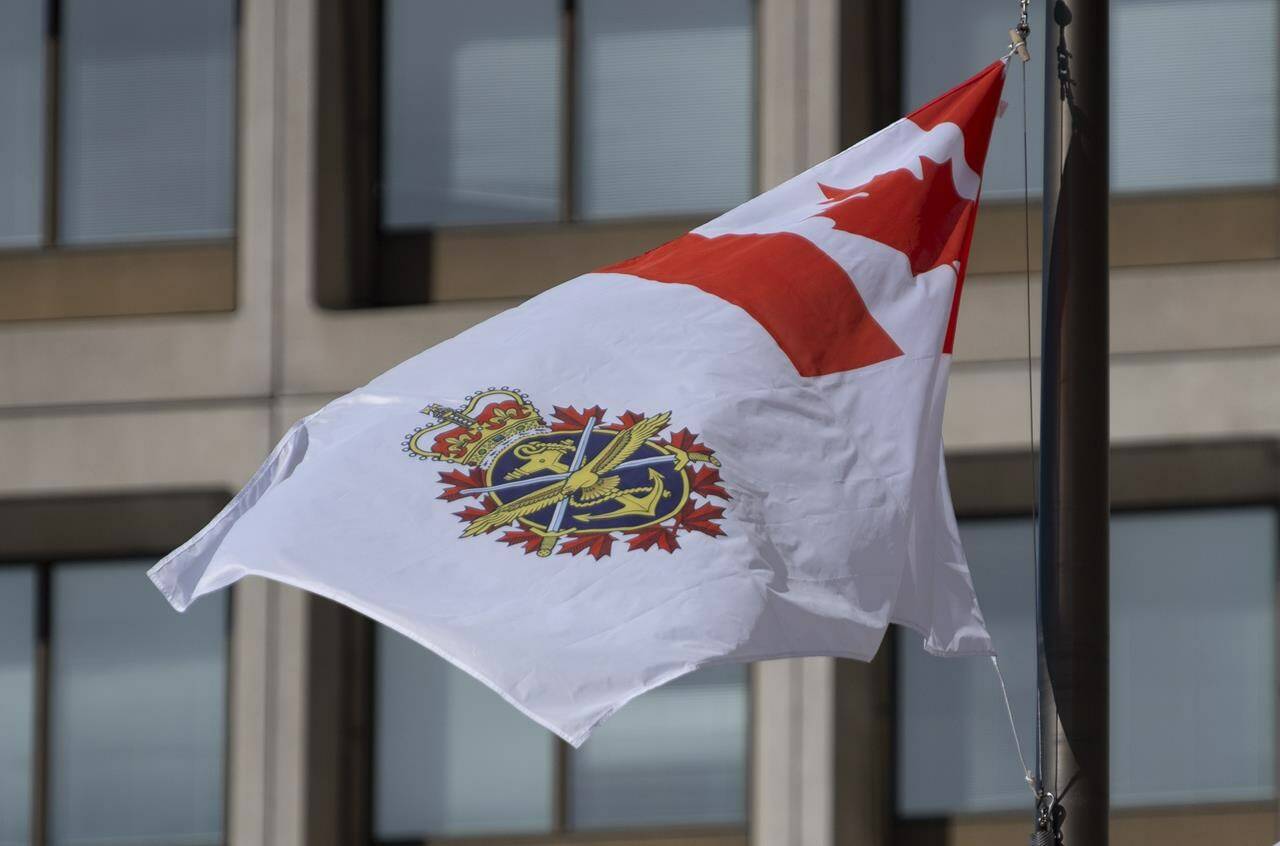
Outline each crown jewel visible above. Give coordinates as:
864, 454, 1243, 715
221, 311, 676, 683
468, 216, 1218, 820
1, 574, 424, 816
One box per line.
403, 388, 547, 467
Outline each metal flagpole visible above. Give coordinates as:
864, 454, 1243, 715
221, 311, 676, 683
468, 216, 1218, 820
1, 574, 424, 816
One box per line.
1033, 0, 1109, 844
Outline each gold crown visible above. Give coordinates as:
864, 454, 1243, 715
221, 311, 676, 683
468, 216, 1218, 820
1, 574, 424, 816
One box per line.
403, 388, 547, 467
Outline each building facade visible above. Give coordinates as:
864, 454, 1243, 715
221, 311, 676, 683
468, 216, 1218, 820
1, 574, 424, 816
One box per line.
0, 1, 1277, 845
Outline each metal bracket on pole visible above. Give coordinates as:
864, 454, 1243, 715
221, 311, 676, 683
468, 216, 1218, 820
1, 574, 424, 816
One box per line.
1009, 0, 1032, 61
1030, 791, 1064, 845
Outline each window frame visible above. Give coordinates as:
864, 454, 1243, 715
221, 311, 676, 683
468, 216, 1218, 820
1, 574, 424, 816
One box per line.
0, 490, 235, 846
861, 0, 1280, 278
315, 0, 760, 309
891, 440, 1280, 843
0, 0, 242, 323
361, 624, 753, 846
301, 599, 751, 846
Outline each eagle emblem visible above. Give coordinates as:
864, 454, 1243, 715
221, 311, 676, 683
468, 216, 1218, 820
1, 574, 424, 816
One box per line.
402, 388, 729, 559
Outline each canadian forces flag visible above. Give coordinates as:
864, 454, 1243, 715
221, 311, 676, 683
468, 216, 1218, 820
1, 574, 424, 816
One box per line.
152, 61, 1008, 744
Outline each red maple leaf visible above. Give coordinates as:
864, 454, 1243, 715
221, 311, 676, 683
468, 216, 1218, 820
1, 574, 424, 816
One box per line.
687, 466, 729, 500
626, 525, 681, 553
664, 427, 714, 458
559, 532, 615, 560
675, 501, 726, 537
602, 410, 647, 431
499, 529, 544, 554
454, 498, 496, 527
814, 157, 974, 277
551, 405, 609, 431
437, 467, 487, 501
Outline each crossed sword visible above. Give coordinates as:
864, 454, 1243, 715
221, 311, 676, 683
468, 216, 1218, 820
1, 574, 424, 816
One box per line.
465, 416, 677, 535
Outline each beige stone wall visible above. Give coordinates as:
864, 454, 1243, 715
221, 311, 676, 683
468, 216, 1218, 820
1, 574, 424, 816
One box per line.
0, 0, 1275, 844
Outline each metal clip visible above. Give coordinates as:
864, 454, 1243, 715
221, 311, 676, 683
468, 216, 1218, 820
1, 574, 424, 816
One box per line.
1009, 27, 1031, 62
1030, 790, 1065, 846
1009, 0, 1032, 62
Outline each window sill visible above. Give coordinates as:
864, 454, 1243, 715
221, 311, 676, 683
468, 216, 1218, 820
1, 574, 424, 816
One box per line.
968, 188, 1280, 275
0, 240, 236, 322
320, 219, 702, 309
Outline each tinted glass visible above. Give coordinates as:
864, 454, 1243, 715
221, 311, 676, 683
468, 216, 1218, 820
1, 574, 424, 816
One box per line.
0, 567, 36, 846
58, 0, 235, 244
1112, 0, 1278, 192
0, 0, 45, 247
904, 0, 1279, 195
576, 0, 754, 220
897, 508, 1278, 815
382, 0, 562, 227
47, 561, 227, 846
373, 627, 555, 839
569, 663, 748, 829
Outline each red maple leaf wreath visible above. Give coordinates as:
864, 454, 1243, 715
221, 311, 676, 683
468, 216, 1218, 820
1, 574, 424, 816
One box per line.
445, 406, 730, 558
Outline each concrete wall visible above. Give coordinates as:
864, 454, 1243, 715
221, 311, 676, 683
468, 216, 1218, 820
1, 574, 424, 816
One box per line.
1, 0, 1275, 844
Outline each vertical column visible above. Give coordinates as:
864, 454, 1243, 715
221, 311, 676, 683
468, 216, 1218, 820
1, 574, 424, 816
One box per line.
752, 4, 891, 846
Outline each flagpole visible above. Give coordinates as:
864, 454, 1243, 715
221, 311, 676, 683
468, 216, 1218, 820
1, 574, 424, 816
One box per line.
1035, 0, 1109, 844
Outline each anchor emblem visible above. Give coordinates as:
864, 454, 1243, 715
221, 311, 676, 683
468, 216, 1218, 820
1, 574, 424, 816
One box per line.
401, 388, 729, 559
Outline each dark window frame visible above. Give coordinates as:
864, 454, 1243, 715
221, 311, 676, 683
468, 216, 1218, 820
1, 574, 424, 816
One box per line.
303, 598, 752, 846
0, 490, 234, 846
366, 631, 751, 846
0, 0, 242, 322
853, 0, 1280, 277
315, 0, 760, 309
891, 440, 1280, 844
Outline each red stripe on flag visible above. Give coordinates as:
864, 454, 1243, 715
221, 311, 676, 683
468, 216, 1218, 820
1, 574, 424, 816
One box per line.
600, 232, 903, 377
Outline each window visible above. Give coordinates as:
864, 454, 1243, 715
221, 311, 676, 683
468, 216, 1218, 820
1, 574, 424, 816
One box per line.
0, 559, 229, 846
896, 506, 1278, 816
903, 0, 1279, 199
382, 0, 754, 227
372, 626, 749, 842
0, 0, 238, 320
901, 0, 1280, 273
318, 0, 756, 307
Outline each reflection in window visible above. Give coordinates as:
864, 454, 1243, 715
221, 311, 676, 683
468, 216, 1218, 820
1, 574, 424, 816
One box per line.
380, 0, 755, 228
0, 566, 36, 846
903, 0, 1279, 197
373, 629, 750, 839
897, 507, 1277, 816
0, 0, 45, 247
382, 0, 562, 228
373, 627, 555, 839
575, 0, 754, 220
47, 561, 227, 846
58, 0, 236, 244
569, 663, 748, 829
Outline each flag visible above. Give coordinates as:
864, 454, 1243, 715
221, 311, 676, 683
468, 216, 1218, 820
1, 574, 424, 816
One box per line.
150, 60, 1008, 745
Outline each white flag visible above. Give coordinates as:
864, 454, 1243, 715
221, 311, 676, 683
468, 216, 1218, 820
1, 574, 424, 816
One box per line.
151, 60, 1008, 745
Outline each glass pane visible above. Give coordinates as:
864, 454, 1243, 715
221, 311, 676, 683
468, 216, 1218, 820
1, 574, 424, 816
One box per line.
576, 0, 754, 220
903, 0, 1279, 195
48, 560, 227, 846
0, 0, 45, 247
373, 627, 555, 839
1112, 0, 1278, 192
1111, 508, 1276, 805
0, 566, 36, 846
897, 507, 1278, 816
568, 663, 748, 829
382, 0, 562, 228
58, 0, 235, 244
896, 519, 1037, 815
